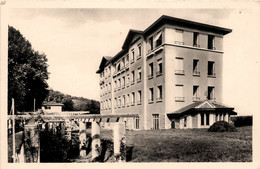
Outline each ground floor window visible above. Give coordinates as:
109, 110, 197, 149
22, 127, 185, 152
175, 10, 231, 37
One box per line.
135, 117, 139, 129
152, 114, 159, 129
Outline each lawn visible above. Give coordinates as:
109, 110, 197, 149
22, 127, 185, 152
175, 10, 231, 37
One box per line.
99, 126, 252, 162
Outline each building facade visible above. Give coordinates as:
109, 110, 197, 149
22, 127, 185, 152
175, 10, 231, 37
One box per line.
96, 15, 236, 130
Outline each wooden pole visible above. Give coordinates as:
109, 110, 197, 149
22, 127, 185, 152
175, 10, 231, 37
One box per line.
12, 98, 16, 163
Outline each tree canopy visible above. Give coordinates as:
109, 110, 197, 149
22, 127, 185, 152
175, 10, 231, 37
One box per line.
8, 26, 49, 112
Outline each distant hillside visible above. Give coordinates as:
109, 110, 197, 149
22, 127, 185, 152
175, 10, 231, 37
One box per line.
45, 89, 100, 113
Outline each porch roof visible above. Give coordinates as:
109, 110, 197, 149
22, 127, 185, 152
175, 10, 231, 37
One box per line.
167, 100, 237, 117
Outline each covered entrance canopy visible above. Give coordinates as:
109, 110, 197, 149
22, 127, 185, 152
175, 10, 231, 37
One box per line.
167, 100, 237, 118
167, 100, 237, 129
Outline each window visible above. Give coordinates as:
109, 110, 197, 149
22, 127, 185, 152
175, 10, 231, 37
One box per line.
175, 57, 184, 75
122, 76, 125, 89
155, 30, 162, 48
193, 32, 199, 47
109, 83, 111, 92
135, 117, 140, 129
122, 57, 125, 68
208, 61, 215, 77
149, 88, 154, 103
175, 29, 184, 45
127, 74, 130, 87
114, 97, 117, 108
122, 95, 126, 107
207, 86, 215, 100
131, 71, 135, 85
157, 85, 163, 102
137, 44, 142, 59
137, 67, 142, 82
118, 97, 121, 108
193, 59, 200, 76
184, 117, 187, 127
131, 49, 135, 63
126, 54, 129, 66
201, 113, 204, 125
148, 62, 153, 79
127, 94, 130, 106
118, 79, 121, 90
117, 63, 121, 72
137, 90, 142, 105
156, 59, 163, 76
148, 36, 153, 52
206, 113, 210, 125
131, 92, 135, 106
152, 114, 159, 130
175, 84, 184, 101
193, 85, 200, 102
109, 99, 111, 109
114, 80, 117, 91
208, 35, 215, 50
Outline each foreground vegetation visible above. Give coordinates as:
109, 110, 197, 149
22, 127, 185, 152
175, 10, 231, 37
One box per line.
8, 126, 252, 162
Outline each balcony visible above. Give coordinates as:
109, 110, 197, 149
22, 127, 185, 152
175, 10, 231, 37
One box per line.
156, 97, 163, 102
156, 71, 162, 77
175, 70, 185, 75
131, 102, 135, 106
122, 105, 125, 108
193, 97, 200, 102
137, 55, 141, 60
148, 99, 154, 104
175, 97, 185, 102
137, 77, 141, 83
175, 41, 184, 45
148, 74, 153, 80
131, 80, 135, 85
127, 103, 130, 107
126, 83, 129, 87
207, 73, 216, 78
137, 100, 142, 105
122, 85, 125, 89
193, 71, 200, 76
130, 59, 135, 64
118, 87, 121, 91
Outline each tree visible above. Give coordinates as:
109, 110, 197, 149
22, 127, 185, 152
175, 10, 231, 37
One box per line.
8, 26, 49, 112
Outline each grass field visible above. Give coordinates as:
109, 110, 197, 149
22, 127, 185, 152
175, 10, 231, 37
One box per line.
99, 126, 252, 162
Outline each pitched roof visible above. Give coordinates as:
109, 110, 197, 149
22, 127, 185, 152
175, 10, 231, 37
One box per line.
167, 100, 237, 117
96, 56, 113, 73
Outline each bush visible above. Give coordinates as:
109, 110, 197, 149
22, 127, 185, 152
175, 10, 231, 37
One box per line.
208, 121, 237, 132
232, 116, 252, 127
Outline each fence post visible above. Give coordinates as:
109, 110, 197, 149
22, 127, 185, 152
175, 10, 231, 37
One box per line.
79, 121, 87, 157
24, 124, 40, 163
113, 122, 126, 162
91, 121, 101, 161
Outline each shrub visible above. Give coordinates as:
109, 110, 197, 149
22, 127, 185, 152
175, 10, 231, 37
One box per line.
208, 121, 237, 132
232, 116, 252, 127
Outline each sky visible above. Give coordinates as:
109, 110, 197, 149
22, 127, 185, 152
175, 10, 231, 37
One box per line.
7, 6, 260, 116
